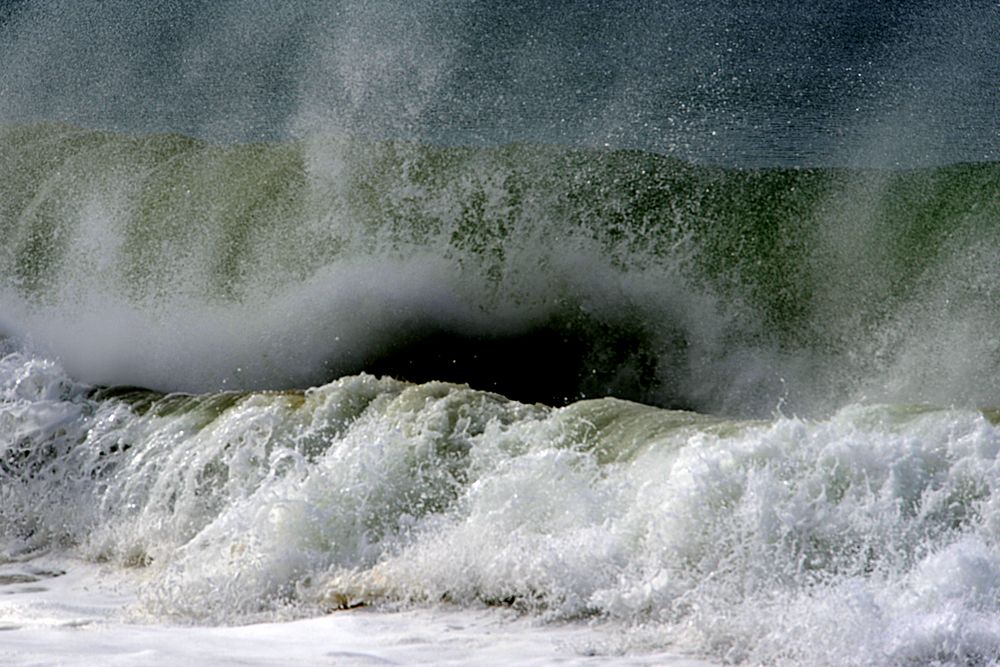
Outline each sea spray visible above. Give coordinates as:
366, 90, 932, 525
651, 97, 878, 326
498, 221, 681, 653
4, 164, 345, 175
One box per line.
1, 125, 998, 415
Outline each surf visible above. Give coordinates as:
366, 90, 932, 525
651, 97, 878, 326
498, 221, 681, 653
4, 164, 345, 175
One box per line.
4, 346, 1000, 664
1, 1, 1000, 663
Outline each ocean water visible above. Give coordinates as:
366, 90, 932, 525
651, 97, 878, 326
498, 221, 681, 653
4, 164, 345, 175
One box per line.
2, 1, 1000, 665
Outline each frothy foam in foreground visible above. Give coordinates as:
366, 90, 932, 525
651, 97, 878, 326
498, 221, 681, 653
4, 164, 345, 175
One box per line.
4, 349, 1000, 664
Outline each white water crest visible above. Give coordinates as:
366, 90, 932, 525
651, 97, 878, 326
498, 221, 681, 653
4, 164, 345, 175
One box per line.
4, 347, 1000, 664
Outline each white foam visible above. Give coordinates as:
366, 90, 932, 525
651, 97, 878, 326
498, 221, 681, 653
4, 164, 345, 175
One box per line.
5, 349, 1000, 664
0, 556, 713, 667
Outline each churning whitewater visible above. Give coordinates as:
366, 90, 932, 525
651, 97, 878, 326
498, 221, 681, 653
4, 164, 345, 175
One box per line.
2, 1, 1000, 665
7, 345, 1000, 664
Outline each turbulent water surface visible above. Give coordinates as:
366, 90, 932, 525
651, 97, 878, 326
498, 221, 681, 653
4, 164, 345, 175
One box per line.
2, 1, 1000, 665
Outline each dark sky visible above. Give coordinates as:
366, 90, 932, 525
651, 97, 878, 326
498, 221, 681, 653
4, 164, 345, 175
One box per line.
0, 1, 996, 165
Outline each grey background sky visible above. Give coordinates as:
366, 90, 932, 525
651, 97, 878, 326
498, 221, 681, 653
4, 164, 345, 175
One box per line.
0, 1, 996, 165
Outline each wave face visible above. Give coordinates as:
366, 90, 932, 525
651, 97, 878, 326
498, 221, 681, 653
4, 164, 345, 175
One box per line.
1, 123, 999, 414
